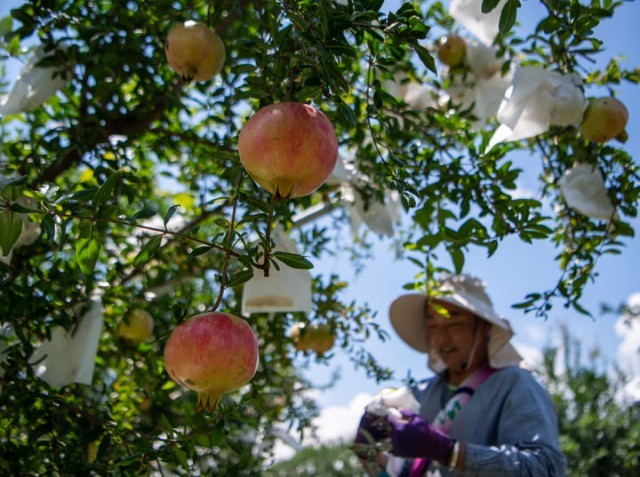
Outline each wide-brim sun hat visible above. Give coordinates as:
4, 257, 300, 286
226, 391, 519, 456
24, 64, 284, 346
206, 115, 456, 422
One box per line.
389, 274, 523, 373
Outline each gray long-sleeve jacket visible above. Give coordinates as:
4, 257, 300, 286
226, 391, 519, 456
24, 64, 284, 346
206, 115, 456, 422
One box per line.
410, 366, 566, 477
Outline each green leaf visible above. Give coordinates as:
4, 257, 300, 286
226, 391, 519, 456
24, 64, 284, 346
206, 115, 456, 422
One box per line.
190, 245, 211, 257
92, 170, 123, 212
132, 234, 163, 267
0, 175, 27, 201
0, 210, 23, 255
482, 0, 502, 14
499, 0, 519, 33
273, 251, 314, 270
227, 269, 254, 288
0, 15, 13, 36
9, 202, 37, 214
163, 204, 179, 227
64, 187, 98, 203
132, 207, 157, 221
412, 42, 437, 74
449, 247, 465, 273
76, 221, 101, 274
537, 16, 559, 34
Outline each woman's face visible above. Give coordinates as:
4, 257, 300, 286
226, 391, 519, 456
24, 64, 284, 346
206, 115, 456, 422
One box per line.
425, 302, 490, 377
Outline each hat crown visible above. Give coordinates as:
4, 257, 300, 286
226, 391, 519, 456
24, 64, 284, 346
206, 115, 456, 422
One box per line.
437, 274, 493, 307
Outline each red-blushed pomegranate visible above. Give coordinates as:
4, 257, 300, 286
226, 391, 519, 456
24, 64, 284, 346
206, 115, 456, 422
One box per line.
165, 20, 225, 82
237, 102, 338, 199
163, 312, 259, 412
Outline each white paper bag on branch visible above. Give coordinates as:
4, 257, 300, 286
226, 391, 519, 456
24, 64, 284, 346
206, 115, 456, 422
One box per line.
486, 66, 587, 151
558, 163, 615, 220
0, 45, 70, 117
449, 0, 507, 46
30, 293, 104, 388
326, 154, 350, 186
343, 183, 402, 238
465, 42, 503, 79
329, 152, 403, 238
242, 226, 313, 315
441, 66, 514, 124
403, 82, 438, 110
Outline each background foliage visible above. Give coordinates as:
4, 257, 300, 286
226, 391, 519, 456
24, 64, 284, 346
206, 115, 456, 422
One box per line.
1, 0, 638, 474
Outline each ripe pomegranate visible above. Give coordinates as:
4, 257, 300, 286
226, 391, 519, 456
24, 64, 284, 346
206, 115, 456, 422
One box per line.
289, 323, 335, 355
437, 35, 466, 68
580, 97, 629, 143
237, 102, 339, 199
118, 308, 154, 344
165, 20, 225, 82
164, 312, 259, 412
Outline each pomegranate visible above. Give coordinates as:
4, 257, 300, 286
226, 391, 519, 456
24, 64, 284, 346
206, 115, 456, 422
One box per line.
165, 20, 225, 82
289, 322, 335, 355
117, 308, 154, 344
437, 35, 466, 68
237, 102, 339, 199
163, 312, 259, 412
580, 97, 629, 143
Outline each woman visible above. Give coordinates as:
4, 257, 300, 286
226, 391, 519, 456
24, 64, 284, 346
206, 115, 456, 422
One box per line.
353, 273, 566, 477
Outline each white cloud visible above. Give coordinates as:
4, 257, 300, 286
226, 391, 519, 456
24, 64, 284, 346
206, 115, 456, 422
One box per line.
615, 292, 640, 378
308, 392, 373, 445
521, 322, 549, 345
271, 391, 374, 462
512, 339, 543, 368
511, 183, 537, 200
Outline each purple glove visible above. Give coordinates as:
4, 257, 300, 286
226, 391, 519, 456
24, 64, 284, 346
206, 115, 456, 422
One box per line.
386, 409, 453, 464
355, 411, 390, 444
353, 412, 391, 459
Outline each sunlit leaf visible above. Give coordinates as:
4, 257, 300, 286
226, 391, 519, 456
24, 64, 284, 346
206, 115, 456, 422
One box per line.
76, 221, 101, 274
273, 251, 314, 270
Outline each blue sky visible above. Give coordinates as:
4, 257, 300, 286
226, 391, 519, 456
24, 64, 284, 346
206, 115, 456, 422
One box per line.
2, 0, 639, 459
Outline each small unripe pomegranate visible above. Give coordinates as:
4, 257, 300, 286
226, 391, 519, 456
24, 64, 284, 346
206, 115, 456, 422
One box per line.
580, 97, 629, 143
164, 312, 259, 412
437, 35, 466, 68
238, 102, 339, 199
289, 323, 335, 355
165, 20, 225, 82
118, 308, 154, 344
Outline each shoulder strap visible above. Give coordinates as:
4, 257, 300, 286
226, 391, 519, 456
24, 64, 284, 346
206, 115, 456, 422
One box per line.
405, 364, 495, 477
432, 363, 495, 433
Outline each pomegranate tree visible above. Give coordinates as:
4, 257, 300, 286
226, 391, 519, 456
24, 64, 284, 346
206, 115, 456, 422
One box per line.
163, 312, 259, 412
165, 20, 225, 82
237, 102, 338, 199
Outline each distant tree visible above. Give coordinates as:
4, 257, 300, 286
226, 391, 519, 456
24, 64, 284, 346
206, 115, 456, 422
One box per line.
265, 443, 367, 477
539, 328, 640, 477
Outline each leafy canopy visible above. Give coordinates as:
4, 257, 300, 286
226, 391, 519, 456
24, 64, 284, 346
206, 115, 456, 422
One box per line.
0, 0, 638, 474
